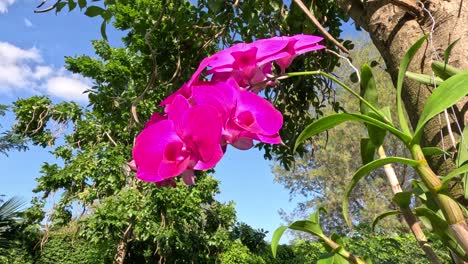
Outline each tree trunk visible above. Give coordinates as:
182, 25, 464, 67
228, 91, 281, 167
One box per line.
114, 224, 133, 264
336, 1, 467, 173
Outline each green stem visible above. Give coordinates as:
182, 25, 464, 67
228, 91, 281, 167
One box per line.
410, 144, 468, 254
284, 71, 386, 122
321, 236, 367, 264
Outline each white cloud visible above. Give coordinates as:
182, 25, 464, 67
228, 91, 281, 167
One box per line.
0, 0, 15, 13
33, 66, 53, 79
45, 76, 90, 103
24, 18, 33, 27
0, 41, 91, 103
0, 42, 41, 64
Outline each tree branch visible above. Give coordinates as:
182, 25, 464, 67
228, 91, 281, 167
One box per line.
293, 0, 349, 54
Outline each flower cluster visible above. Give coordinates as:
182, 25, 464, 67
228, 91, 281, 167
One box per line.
132, 34, 325, 187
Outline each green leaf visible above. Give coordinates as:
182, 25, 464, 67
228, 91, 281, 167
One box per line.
405, 71, 443, 86
413, 71, 468, 144
393, 192, 412, 208
360, 64, 378, 115
67, 0, 77, 11
432, 61, 463, 80
379, 106, 393, 124
100, 21, 108, 41
343, 157, 421, 225
415, 207, 467, 259
78, 0, 86, 9
463, 173, 468, 200
271, 226, 288, 258
444, 39, 460, 66
397, 35, 428, 135
372, 210, 400, 231
317, 253, 348, 264
360, 64, 387, 146
55, 1, 67, 12
84, 6, 104, 17
360, 138, 375, 165
422, 147, 450, 157
309, 207, 327, 224
456, 125, 468, 167
294, 113, 410, 152
441, 163, 468, 185
272, 209, 328, 257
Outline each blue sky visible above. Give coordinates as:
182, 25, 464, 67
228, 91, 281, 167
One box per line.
0, 0, 301, 242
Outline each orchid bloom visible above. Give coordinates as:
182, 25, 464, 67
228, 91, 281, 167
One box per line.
187, 34, 325, 91
133, 95, 223, 184
133, 34, 324, 187
191, 78, 283, 150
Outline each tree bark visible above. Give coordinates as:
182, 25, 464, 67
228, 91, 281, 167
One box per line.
336, 0, 467, 174
113, 223, 133, 264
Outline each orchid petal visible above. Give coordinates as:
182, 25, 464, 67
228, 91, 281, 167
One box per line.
236, 90, 283, 135
133, 120, 181, 182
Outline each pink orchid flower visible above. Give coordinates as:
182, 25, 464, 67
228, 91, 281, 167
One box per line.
191, 78, 283, 150
132, 95, 223, 184
187, 34, 324, 90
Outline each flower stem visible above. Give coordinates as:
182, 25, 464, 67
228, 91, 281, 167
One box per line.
284, 71, 386, 122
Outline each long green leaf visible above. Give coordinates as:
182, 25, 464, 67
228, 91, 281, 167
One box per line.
271, 226, 288, 257
443, 39, 460, 67
397, 35, 428, 135
441, 163, 468, 185
288, 220, 324, 237
415, 207, 467, 260
422, 147, 450, 157
360, 138, 375, 165
372, 210, 400, 231
360, 64, 378, 115
432, 61, 462, 80
456, 125, 468, 167
343, 157, 421, 225
405, 71, 443, 86
413, 71, 468, 144
294, 113, 411, 151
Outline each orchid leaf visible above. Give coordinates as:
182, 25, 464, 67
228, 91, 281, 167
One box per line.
422, 147, 450, 157
415, 207, 467, 260
413, 71, 468, 144
294, 113, 410, 152
372, 210, 400, 231
343, 157, 421, 225
405, 71, 443, 86
444, 39, 460, 67
393, 192, 412, 208
397, 35, 428, 136
272, 209, 327, 257
441, 163, 468, 185
271, 226, 288, 257
360, 64, 378, 116
360, 138, 376, 165
432, 61, 463, 80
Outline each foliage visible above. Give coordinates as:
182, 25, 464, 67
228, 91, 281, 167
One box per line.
0, 105, 27, 156
0, 196, 25, 252
289, 36, 468, 261
230, 222, 268, 253
274, 39, 409, 234
218, 240, 266, 264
